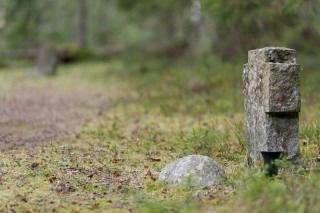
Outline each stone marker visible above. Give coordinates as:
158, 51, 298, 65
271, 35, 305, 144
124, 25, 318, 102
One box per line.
159, 155, 225, 187
243, 47, 301, 168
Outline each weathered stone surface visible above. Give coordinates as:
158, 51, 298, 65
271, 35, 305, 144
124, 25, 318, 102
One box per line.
266, 63, 300, 112
159, 155, 225, 187
248, 47, 296, 64
265, 113, 300, 160
243, 47, 301, 166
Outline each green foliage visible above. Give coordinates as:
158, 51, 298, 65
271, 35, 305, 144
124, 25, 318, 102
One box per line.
203, 0, 320, 58
138, 199, 198, 213
3, 0, 76, 48
2, 0, 137, 48
4, 0, 41, 47
177, 127, 241, 161
2, 0, 320, 60
301, 121, 320, 146
222, 170, 320, 213
117, 0, 192, 15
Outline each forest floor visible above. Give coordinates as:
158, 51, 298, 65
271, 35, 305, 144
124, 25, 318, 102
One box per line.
0, 59, 319, 212
0, 87, 107, 150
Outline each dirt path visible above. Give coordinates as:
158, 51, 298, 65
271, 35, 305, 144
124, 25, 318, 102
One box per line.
0, 87, 107, 150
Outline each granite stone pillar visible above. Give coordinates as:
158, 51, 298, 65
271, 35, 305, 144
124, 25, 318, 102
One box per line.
243, 47, 301, 166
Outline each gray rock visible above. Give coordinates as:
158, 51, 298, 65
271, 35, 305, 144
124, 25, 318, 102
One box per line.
159, 155, 225, 187
243, 47, 301, 166
248, 47, 296, 64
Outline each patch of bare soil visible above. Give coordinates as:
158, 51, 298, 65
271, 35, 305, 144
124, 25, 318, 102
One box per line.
0, 88, 107, 150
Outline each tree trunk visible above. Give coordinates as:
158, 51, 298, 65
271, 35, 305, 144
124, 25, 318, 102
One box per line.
37, 42, 58, 76
188, 0, 203, 54
78, 0, 87, 49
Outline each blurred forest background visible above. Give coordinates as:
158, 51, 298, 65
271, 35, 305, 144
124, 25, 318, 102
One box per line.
0, 0, 319, 68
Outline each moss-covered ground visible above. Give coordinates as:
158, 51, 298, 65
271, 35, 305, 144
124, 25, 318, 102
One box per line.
0, 59, 319, 212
